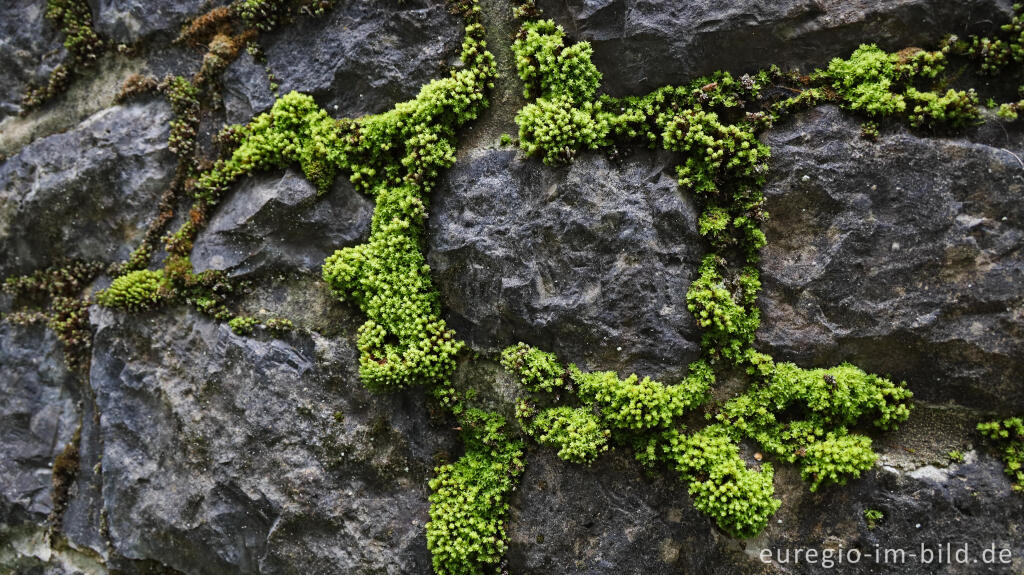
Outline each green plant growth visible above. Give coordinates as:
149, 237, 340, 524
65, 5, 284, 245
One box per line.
193, 15, 495, 389
948, 450, 965, 464
864, 508, 884, 529
503, 344, 910, 537
94, 269, 173, 311
978, 417, 1024, 491
426, 408, 525, 575
2, 261, 105, 372
22, 0, 104, 111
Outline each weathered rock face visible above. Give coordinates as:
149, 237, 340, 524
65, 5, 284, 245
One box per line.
758, 106, 1024, 412
3, 0, 1024, 573
0, 323, 78, 526
85, 306, 455, 574
429, 147, 705, 382
229, 0, 463, 121
0, 0, 66, 122
535, 0, 1016, 96
192, 169, 373, 278
507, 435, 1024, 574
0, 100, 174, 277
88, 0, 225, 44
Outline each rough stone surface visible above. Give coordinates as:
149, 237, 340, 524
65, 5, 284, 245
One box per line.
505, 444, 1024, 574
192, 168, 373, 278
222, 52, 276, 126
535, 0, 1016, 96
0, 323, 79, 526
259, 0, 463, 118
429, 147, 705, 383
88, 0, 226, 44
758, 106, 1024, 412
0, 0, 66, 122
0, 100, 174, 277
86, 306, 456, 574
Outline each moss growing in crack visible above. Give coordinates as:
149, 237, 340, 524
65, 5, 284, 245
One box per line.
228, 315, 258, 335
526, 405, 610, 464
21, 0, 104, 112
570, 363, 712, 431
193, 14, 495, 390
816, 44, 979, 128
95, 269, 172, 311
233, 0, 335, 32
2, 261, 105, 372
686, 256, 761, 362
978, 417, 1024, 492
961, 3, 1024, 75
499, 342, 566, 393
426, 408, 524, 575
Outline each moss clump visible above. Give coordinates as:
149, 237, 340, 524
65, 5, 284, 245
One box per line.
570, 363, 711, 431
504, 343, 910, 537
526, 405, 609, 464
426, 408, 524, 575
3, 261, 105, 372
95, 269, 173, 311
816, 44, 980, 128
233, 0, 335, 32
662, 424, 780, 538
978, 417, 1024, 492
962, 4, 1024, 74
228, 316, 258, 335
499, 342, 566, 393
197, 16, 495, 390
21, 0, 104, 112
686, 256, 761, 362
864, 508, 884, 529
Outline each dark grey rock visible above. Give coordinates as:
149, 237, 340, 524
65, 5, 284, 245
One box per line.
259, 0, 462, 118
0, 322, 79, 526
507, 449, 754, 574
88, 0, 226, 44
87, 306, 456, 574
535, 0, 1016, 97
0, 0, 66, 122
758, 106, 1024, 412
222, 52, 275, 126
507, 443, 1024, 574
429, 147, 705, 383
191, 168, 373, 278
0, 100, 175, 277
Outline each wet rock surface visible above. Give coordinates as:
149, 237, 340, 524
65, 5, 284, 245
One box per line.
0, 100, 174, 277
255, 0, 463, 119
0, 0, 66, 122
0, 323, 79, 527
758, 106, 1024, 412
84, 306, 455, 574
535, 0, 1015, 97
88, 0, 227, 44
429, 147, 705, 383
192, 169, 374, 279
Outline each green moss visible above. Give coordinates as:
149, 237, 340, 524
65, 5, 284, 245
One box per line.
21, 0, 104, 112
664, 424, 780, 538
814, 44, 979, 129
499, 342, 566, 393
685, 256, 761, 362
978, 417, 1024, 492
2, 261, 104, 372
527, 405, 609, 464
228, 316, 258, 335
95, 269, 173, 311
426, 408, 524, 575
864, 508, 884, 529
963, 4, 1024, 74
